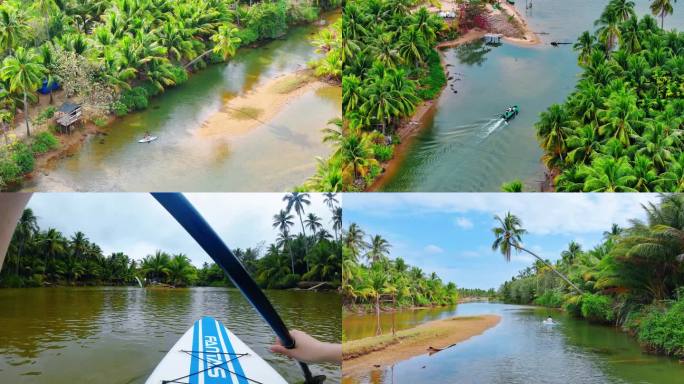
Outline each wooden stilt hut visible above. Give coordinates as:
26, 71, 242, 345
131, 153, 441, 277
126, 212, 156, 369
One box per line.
55, 102, 82, 134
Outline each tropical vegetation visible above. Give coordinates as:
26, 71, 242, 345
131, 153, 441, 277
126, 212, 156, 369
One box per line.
495, 195, 684, 359
0, 0, 341, 189
342, 222, 460, 333
337, 0, 449, 191
0, 193, 342, 290
536, 0, 684, 192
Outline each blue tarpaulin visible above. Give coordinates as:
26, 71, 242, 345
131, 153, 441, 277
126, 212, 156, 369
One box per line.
38, 80, 60, 95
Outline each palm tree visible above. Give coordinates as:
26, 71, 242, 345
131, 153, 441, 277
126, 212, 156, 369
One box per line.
332, 207, 342, 241
1, 47, 46, 137
650, 0, 675, 29
501, 180, 524, 192
323, 192, 338, 212
184, 23, 241, 69
39, 228, 65, 280
366, 234, 390, 264
561, 241, 582, 266
283, 192, 311, 257
536, 104, 573, 166
581, 156, 637, 192
491, 212, 582, 293
272, 209, 295, 273
574, 31, 596, 65
166, 254, 196, 286
11, 208, 38, 275
0, 6, 29, 55
304, 213, 323, 236
142, 250, 171, 283
32, 0, 58, 41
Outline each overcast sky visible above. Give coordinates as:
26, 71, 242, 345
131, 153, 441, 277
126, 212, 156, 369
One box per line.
27, 193, 338, 266
344, 193, 661, 290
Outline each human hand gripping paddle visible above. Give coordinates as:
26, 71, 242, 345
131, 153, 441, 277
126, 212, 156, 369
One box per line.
152, 193, 326, 384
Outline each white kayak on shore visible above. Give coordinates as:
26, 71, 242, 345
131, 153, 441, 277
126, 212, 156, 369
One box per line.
138, 136, 157, 143
146, 316, 288, 384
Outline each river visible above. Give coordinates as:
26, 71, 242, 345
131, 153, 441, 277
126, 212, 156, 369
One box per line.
343, 302, 684, 384
0, 287, 341, 383
379, 0, 684, 191
22, 12, 341, 192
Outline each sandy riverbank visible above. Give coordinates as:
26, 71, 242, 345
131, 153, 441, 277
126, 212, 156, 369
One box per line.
196, 70, 332, 137
367, 1, 540, 191
342, 314, 501, 377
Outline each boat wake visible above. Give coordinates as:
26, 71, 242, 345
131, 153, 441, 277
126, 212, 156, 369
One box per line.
480, 118, 507, 139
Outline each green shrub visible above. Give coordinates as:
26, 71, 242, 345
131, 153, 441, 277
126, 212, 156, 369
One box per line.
534, 290, 564, 308
111, 101, 129, 116
563, 295, 583, 317
12, 142, 34, 173
0, 155, 22, 185
120, 87, 149, 111
236, 28, 259, 46
31, 132, 59, 154
580, 293, 615, 323
417, 50, 447, 100
373, 144, 394, 162
170, 65, 189, 85
287, 4, 318, 23
35, 106, 56, 125
638, 300, 684, 358
93, 117, 108, 127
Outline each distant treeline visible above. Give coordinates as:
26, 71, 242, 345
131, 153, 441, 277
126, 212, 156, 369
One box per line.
0, 193, 342, 290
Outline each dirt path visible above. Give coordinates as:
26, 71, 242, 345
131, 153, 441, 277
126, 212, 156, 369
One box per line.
342, 314, 501, 377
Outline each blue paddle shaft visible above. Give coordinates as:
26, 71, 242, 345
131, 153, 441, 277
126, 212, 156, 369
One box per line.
151, 193, 296, 349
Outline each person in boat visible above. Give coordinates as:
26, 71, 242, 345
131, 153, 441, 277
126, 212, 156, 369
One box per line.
546, 316, 553, 323
271, 330, 342, 364
143, 131, 151, 140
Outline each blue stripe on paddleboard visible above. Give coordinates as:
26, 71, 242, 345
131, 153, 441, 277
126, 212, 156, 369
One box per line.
202, 317, 233, 384
189, 319, 200, 384
217, 319, 248, 384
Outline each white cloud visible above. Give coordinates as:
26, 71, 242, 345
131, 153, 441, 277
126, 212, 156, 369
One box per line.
424, 244, 444, 254
344, 193, 658, 236
455, 217, 474, 229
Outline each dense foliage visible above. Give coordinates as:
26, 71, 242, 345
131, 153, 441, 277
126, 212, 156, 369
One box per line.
338, 0, 447, 191
0, 0, 339, 190
342, 223, 459, 315
0, 193, 342, 290
497, 195, 684, 358
535, 0, 684, 192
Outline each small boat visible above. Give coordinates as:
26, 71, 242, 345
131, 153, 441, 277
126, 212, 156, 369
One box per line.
542, 320, 557, 325
146, 316, 288, 384
501, 105, 520, 121
507, 0, 516, 4
138, 136, 157, 143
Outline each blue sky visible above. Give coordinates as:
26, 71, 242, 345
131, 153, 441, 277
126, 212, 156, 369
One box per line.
344, 193, 661, 290
27, 193, 336, 267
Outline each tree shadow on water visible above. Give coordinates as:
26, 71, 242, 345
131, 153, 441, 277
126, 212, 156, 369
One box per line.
455, 41, 493, 67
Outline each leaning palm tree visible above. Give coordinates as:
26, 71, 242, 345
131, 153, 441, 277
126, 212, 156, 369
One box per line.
650, 0, 675, 29
1, 47, 46, 137
184, 24, 241, 69
491, 212, 583, 293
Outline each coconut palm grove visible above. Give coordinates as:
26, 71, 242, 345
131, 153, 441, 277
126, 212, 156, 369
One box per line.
496, 195, 684, 359
0, 192, 342, 289
0, 0, 341, 190
537, 0, 684, 192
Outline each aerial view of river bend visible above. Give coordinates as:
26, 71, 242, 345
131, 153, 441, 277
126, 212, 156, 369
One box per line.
22, 11, 341, 192
343, 302, 684, 384
378, 1, 684, 191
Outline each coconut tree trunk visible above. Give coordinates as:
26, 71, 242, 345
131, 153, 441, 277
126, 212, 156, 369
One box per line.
184, 49, 213, 69
288, 239, 295, 274
297, 214, 310, 272
514, 244, 583, 294
375, 295, 382, 335
24, 93, 30, 137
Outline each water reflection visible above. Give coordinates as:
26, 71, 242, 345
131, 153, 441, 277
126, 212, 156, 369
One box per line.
0, 287, 341, 384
